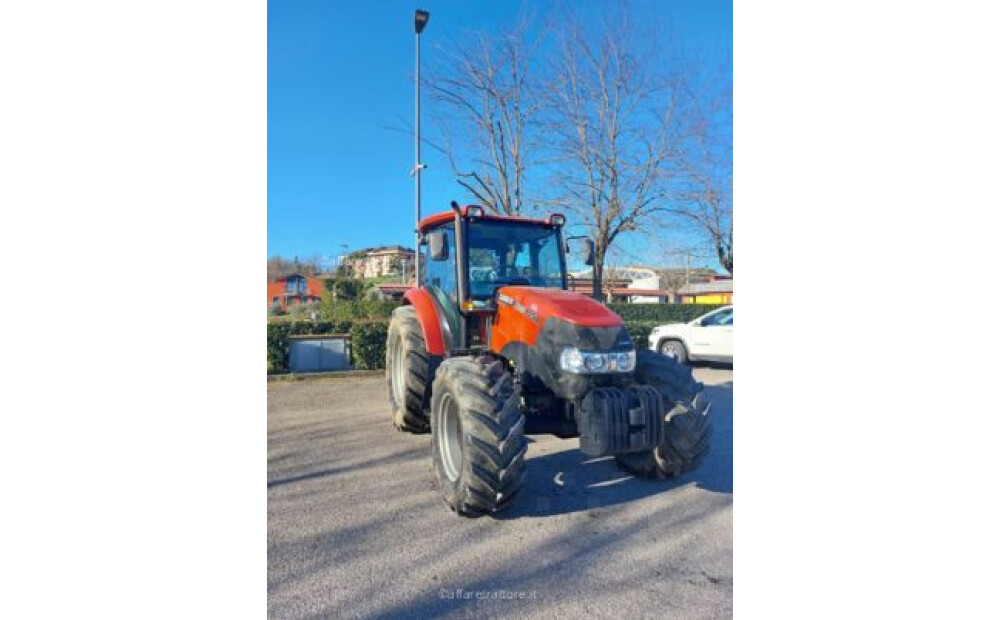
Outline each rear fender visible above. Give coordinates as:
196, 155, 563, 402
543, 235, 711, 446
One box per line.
403, 288, 446, 356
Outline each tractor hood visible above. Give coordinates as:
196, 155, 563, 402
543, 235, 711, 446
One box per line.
493, 286, 633, 401
495, 286, 623, 328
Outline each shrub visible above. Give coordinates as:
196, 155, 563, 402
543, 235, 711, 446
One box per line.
350, 321, 389, 370
327, 299, 400, 321
287, 301, 321, 320
623, 321, 661, 348
323, 277, 365, 301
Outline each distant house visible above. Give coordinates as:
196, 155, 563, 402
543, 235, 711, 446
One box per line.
267, 273, 324, 311
344, 246, 415, 279
677, 275, 733, 304
375, 282, 413, 301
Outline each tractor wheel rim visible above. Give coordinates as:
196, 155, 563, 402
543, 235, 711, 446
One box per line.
391, 336, 405, 406
438, 393, 463, 481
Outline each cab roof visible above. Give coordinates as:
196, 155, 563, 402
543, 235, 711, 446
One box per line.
417, 205, 561, 232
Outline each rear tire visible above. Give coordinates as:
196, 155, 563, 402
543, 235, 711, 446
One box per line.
386, 305, 436, 433
658, 339, 689, 364
430, 356, 526, 517
616, 350, 712, 478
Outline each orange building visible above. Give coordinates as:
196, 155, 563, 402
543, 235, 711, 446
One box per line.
267, 273, 325, 311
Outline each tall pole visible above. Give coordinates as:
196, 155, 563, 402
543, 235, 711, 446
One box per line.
413, 10, 429, 284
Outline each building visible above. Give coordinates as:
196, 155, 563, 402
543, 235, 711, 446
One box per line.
343, 246, 415, 279
569, 267, 678, 303
677, 275, 733, 304
267, 273, 325, 311
375, 282, 414, 301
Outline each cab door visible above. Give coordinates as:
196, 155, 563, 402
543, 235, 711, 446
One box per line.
688, 307, 733, 362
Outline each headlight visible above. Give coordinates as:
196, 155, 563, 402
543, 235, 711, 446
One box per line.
560, 347, 585, 373
560, 347, 636, 374
616, 350, 636, 372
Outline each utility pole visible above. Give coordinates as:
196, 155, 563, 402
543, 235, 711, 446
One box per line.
413, 10, 430, 285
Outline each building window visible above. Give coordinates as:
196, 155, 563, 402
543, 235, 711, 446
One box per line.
286, 276, 306, 295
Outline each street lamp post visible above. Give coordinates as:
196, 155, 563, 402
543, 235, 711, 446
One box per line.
413, 9, 429, 285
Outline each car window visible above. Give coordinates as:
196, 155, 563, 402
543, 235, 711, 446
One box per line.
701, 308, 732, 327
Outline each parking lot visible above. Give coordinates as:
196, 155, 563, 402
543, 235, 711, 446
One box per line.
268, 366, 733, 619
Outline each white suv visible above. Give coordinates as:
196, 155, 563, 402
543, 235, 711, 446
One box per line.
648, 305, 733, 364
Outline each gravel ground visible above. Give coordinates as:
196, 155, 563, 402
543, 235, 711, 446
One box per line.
268, 366, 733, 619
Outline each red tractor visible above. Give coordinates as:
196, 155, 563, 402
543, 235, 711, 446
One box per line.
386, 202, 711, 516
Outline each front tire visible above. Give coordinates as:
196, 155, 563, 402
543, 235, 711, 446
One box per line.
616, 350, 712, 478
386, 305, 436, 433
658, 339, 689, 364
430, 356, 526, 517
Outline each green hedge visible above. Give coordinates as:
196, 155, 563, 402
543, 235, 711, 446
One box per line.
267, 302, 721, 372
267, 319, 389, 373
623, 321, 661, 347
320, 297, 718, 324
350, 322, 389, 370
325, 299, 400, 321
607, 303, 725, 323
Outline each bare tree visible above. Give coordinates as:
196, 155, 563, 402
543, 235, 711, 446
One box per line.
675, 173, 732, 273
542, 14, 693, 299
266, 254, 324, 280
427, 20, 543, 215
670, 96, 733, 274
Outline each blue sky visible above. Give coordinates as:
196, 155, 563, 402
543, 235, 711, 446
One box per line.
268, 0, 732, 268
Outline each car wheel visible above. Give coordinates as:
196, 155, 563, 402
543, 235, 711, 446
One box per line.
658, 339, 689, 364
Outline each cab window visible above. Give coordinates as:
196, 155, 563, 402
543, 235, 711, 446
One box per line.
467, 221, 564, 299
421, 223, 460, 339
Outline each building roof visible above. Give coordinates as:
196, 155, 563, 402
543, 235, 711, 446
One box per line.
678, 279, 734, 295
377, 283, 414, 292
349, 245, 414, 257
267, 272, 322, 284
609, 288, 671, 296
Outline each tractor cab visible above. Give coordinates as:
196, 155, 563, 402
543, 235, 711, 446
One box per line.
415, 203, 588, 353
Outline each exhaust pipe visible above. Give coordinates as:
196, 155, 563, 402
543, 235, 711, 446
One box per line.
451, 201, 469, 349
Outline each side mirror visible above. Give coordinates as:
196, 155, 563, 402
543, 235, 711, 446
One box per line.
565, 237, 595, 266
428, 231, 449, 261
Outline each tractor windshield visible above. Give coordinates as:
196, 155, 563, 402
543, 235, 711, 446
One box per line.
466, 221, 566, 300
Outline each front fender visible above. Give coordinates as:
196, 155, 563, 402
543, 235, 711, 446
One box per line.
403, 288, 446, 356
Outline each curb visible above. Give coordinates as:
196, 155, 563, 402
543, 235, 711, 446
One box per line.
267, 369, 384, 382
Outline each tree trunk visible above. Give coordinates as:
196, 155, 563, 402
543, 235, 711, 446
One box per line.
716, 236, 733, 274
591, 247, 605, 301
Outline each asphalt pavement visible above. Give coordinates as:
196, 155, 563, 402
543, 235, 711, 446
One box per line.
268, 365, 733, 619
